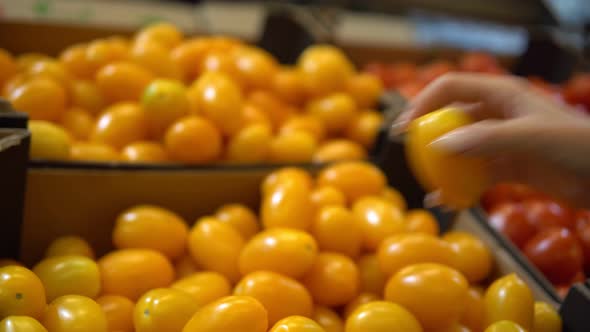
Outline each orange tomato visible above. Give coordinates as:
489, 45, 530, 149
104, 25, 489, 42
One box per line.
98, 249, 174, 300
113, 205, 189, 259
311, 206, 361, 258
16, 53, 52, 72
261, 180, 314, 230
269, 316, 326, 332
182, 295, 268, 332
317, 161, 386, 202
215, 204, 260, 240
313, 140, 367, 163
141, 79, 190, 138
164, 116, 222, 164
0, 49, 18, 86
343, 293, 381, 319
384, 263, 469, 330
122, 141, 168, 163
279, 115, 326, 142
297, 45, 354, 97
135, 23, 183, 49
171, 272, 231, 307
2, 74, 27, 98
344, 301, 423, 332
42, 295, 107, 332
60, 44, 94, 79
306, 93, 357, 135
96, 295, 134, 332
346, 73, 383, 109
26, 60, 71, 91
248, 90, 293, 129
234, 271, 313, 326
70, 142, 120, 162
269, 131, 318, 163
197, 52, 237, 79
226, 124, 272, 163
8, 77, 66, 121
189, 72, 243, 136
134, 288, 200, 332
310, 186, 346, 209
0, 316, 47, 332
357, 254, 387, 295
381, 187, 407, 212
232, 46, 278, 90
460, 287, 485, 332
130, 41, 182, 80
60, 108, 94, 140
170, 39, 209, 81
92, 102, 147, 149
70, 80, 105, 115
353, 197, 406, 250
0, 266, 46, 320
406, 107, 489, 209
262, 167, 313, 196
28, 121, 71, 161
239, 228, 318, 278
377, 233, 456, 277
312, 307, 344, 332
33, 255, 100, 302
442, 231, 493, 283
187, 217, 245, 283
345, 110, 383, 148
302, 252, 359, 307
272, 68, 306, 105
405, 209, 439, 235
86, 38, 129, 74
173, 254, 200, 279
484, 274, 534, 330
96, 62, 153, 103
241, 103, 272, 128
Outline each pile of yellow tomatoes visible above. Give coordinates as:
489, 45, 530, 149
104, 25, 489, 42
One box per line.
0, 22, 385, 164
0, 161, 561, 332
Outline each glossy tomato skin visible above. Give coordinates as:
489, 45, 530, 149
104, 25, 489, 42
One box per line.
484, 321, 527, 332
575, 221, 590, 274
533, 302, 562, 332
0, 266, 46, 320
488, 203, 536, 248
312, 306, 344, 332
484, 274, 534, 330
344, 301, 423, 332
0, 316, 48, 332
182, 295, 268, 332
302, 253, 360, 307
171, 272, 231, 307
481, 183, 535, 211
134, 288, 200, 332
96, 295, 134, 332
442, 231, 493, 283
261, 181, 314, 230
523, 199, 574, 231
43, 295, 108, 332
523, 227, 583, 284
268, 316, 325, 332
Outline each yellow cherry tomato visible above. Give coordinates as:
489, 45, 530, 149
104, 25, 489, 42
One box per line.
405, 209, 439, 235
311, 206, 361, 258
98, 249, 174, 301
312, 307, 344, 332
357, 254, 387, 295
406, 107, 489, 209
297, 45, 355, 97
248, 90, 293, 129
269, 131, 318, 163
96, 295, 134, 332
173, 254, 200, 279
317, 161, 386, 203
261, 180, 314, 230
344, 301, 423, 332
0, 266, 46, 320
241, 103, 273, 128
262, 168, 314, 196
0, 316, 47, 332
95, 62, 153, 103
533, 302, 562, 332
345, 73, 384, 109
343, 293, 381, 319
377, 233, 456, 277
460, 287, 485, 332
306, 93, 357, 135
279, 115, 326, 142
313, 139, 367, 163
269, 316, 326, 332
122, 141, 169, 163
215, 204, 260, 240
59, 108, 94, 141
484, 321, 527, 332
484, 274, 534, 330
235, 271, 313, 326
86, 38, 129, 74
385, 263, 469, 330
26, 60, 71, 91
345, 110, 383, 149
442, 231, 493, 283
60, 44, 93, 79
381, 187, 407, 212
70, 80, 105, 115
32, 255, 100, 302
130, 40, 182, 81
0, 49, 17, 86
232, 46, 278, 90
272, 67, 306, 105
310, 186, 346, 209
164, 116, 222, 164
28, 121, 71, 161
187, 217, 245, 283
43, 295, 107, 332
92, 102, 147, 149
239, 228, 318, 279
302, 252, 359, 307
171, 272, 231, 307
226, 124, 272, 163
170, 38, 209, 81
70, 142, 120, 162
182, 295, 268, 332
134, 288, 200, 332
136, 22, 183, 49
113, 205, 189, 260
141, 79, 190, 138
353, 196, 406, 251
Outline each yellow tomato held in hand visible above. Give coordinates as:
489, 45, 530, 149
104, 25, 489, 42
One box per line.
302, 253, 359, 307
310, 186, 346, 209
357, 254, 387, 295
113, 205, 189, 260
311, 206, 361, 258
141, 79, 190, 138
234, 271, 313, 326
484, 321, 527, 332
28, 120, 71, 161
269, 316, 325, 332
343, 293, 381, 319
0, 266, 46, 320
353, 197, 406, 251
171, 272, 231, 307
187, 217, 245, 283
317, 161, 386, 203
134, 288, 200, 332
33, 255, 100, 302
261, 180, 314, 230
98, 249, 174, 301
215, 204, 260, 240
442, 231, 493, 283
0, 316, 47, 332
406, 107, 489, 209
96, 295, 134, 332
533, 302, 562, 332
384, 263, 469, 330
43, 295, 107, 332
484, 274, 534, 330
312, 307, 344, 332
239, 228, 317, 278
345, 301, 423, 332
182, 296, 268, 332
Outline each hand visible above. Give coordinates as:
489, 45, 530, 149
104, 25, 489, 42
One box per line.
392, 73, 590, 209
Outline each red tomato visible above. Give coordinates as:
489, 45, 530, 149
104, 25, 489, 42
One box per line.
575, 221, 590, 275
523, 199, 574, 231
384, 62, 418, 87
563, 74, 590, 108
523, 227, 584, 284
481, 183, 535, 211
458, 52, 500, 73
575, 209, 590, 231
418, 61, 456, 83
488, 203, 536, 248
